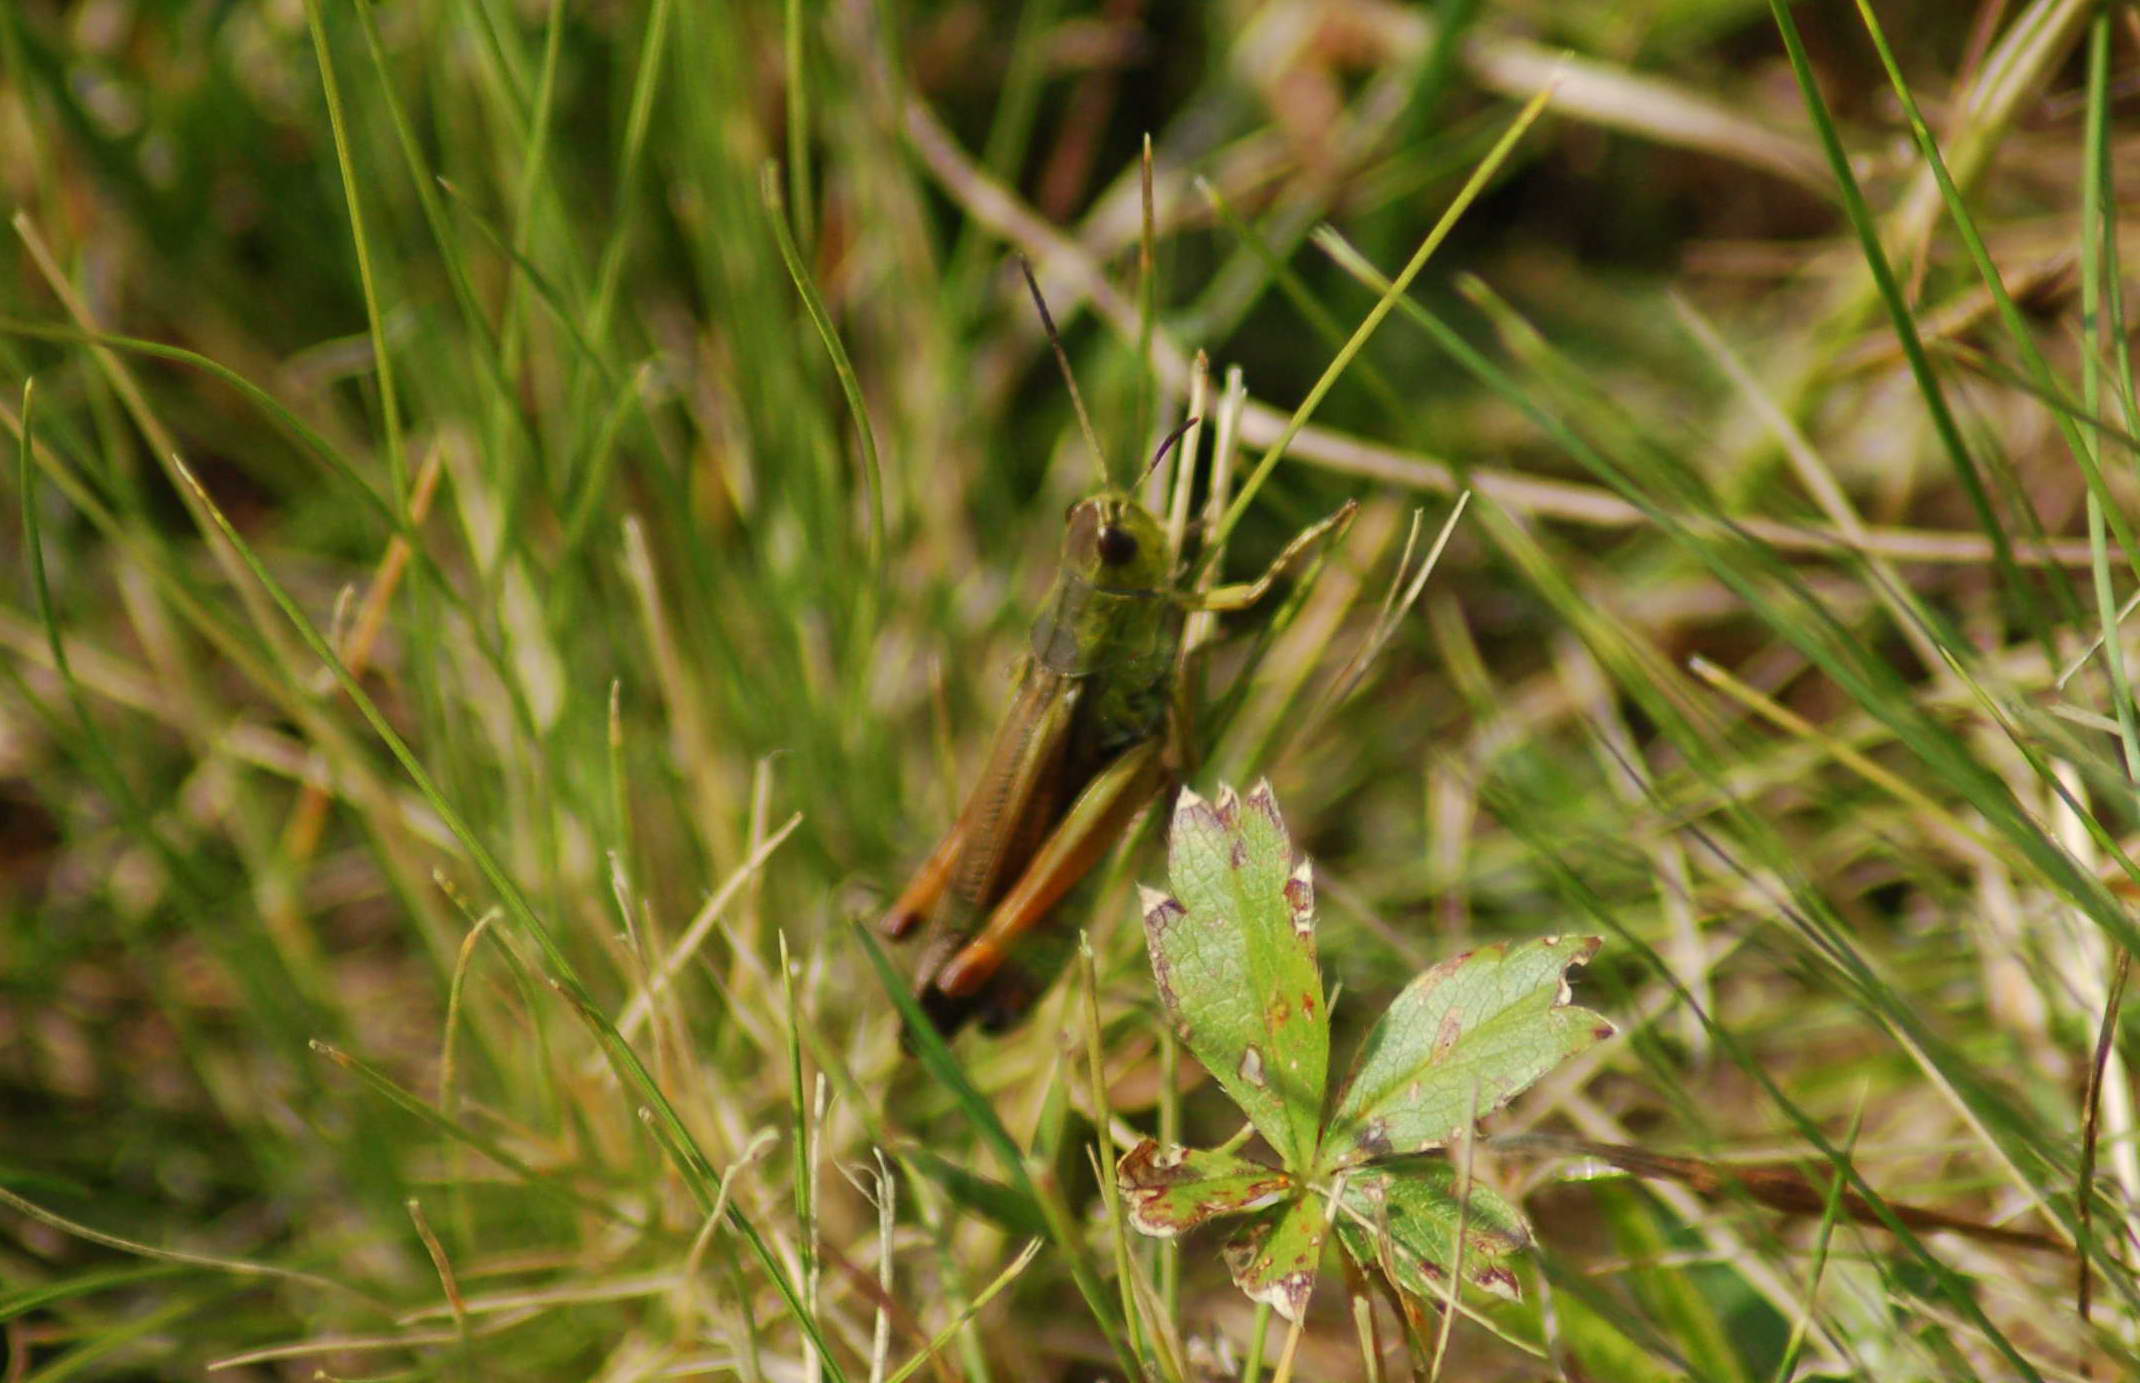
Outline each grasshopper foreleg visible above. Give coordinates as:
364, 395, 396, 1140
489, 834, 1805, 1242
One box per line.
1187, 499, 1358, 613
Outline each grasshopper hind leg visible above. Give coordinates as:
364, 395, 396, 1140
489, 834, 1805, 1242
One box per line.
914, 964, 1043, 1041
894, 709, 1173, 1048
975, 971, 1044, 1033
911, 986, 984, 1047
905, 926, 1056, 1047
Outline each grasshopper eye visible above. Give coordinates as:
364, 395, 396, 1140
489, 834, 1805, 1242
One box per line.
1097, 525, 1139, 566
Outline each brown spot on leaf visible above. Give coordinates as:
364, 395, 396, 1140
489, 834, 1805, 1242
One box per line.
1269, 1270, 1314, 1321
1354, 1118, 1393, 1156
1432, 1010, 1463, 1061
1174, 793, 1225, 847
1221, 1226, 1268, 1276
1140, 886, 1185, 932
1469, 1224, 1529, 1254
1117, 1139, 1173, 1183
1473, 1264, 1522, 1298
1283, 863, 1315, 938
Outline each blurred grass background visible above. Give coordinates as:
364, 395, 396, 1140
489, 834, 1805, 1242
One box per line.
3, 0, 2139, 1377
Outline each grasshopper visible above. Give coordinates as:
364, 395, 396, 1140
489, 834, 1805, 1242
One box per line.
883, 265, 1354, 1038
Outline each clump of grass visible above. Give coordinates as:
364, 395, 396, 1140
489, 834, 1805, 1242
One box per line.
2, 1, 2137, 1378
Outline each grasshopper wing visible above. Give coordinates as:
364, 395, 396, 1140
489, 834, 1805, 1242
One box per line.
895, 662, 1080, 1036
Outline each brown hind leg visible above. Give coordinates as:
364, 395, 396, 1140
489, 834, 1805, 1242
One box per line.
928, 738, 1171, 1007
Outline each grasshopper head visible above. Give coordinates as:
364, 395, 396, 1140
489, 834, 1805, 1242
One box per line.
1031, 490, 1178, 676
1061, 491, 1170, 595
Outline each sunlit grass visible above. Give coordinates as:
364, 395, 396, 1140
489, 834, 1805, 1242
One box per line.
2, 1, 2137, 1378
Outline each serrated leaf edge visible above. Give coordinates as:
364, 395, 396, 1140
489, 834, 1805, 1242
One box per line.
1322, 934, 1612, 1170
1221, 1201, 1324, 1323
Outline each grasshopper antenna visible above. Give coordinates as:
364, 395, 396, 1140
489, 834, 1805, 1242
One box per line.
1017, 255, 1112, 489
1140, 416, 1201, 487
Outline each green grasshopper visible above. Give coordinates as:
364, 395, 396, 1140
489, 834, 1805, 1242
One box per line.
883, 264, 1354, 1037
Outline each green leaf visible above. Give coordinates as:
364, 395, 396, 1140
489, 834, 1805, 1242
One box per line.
1140, 782, 1328, 1170
1322, 936, 1611, 1171
1127, 786, 1611, 1325
1221, 1193, 1328, 1323
1334, 1161, 1529, 1302
1116, 1139, 1293, 1237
